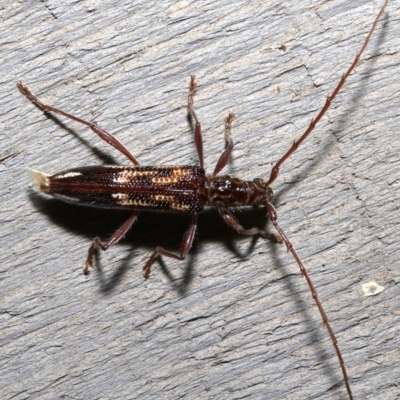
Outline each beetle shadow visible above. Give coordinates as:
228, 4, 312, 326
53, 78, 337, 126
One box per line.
28, 190, 273, 296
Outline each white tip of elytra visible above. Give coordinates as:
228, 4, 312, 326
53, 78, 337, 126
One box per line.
28, 168, 50, 193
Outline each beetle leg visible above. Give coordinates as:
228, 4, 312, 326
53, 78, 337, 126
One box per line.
143, 213, 199, 279
218, 206, 282, 243
85, 211, 140, 275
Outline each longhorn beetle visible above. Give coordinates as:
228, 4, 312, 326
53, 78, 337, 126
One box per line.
19, 2, 387, 398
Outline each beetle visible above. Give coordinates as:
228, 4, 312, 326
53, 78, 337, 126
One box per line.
18, 2, 387, 398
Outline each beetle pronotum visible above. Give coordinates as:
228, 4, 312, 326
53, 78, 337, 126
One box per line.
19, 2, 387, 398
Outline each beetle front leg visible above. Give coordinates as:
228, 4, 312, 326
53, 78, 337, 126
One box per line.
218, 207, 282, 243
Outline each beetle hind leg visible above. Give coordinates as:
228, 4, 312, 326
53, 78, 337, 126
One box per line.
84, 211, 140, 275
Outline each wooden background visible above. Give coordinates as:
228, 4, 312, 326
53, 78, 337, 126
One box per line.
1, 1, 399, 399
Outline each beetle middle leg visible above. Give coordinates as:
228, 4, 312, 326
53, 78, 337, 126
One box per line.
213, 112, 235, 175
187, 76, 204, 168
143, 213, 199, 279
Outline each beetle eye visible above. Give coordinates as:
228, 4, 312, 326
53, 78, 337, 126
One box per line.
253, 198, 267, 209
253, 177, 265, 189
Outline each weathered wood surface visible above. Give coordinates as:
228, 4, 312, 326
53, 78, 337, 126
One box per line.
1, 1, 399, 399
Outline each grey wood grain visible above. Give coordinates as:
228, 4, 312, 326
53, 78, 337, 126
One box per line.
1, 1, 399, 399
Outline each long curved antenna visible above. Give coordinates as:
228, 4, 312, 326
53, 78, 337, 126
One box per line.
267, 202, 352, 398
266, 5, 388, 397
266, 0, 388, 186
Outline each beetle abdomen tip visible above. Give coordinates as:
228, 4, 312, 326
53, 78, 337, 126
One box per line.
28, 168, 49, 193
